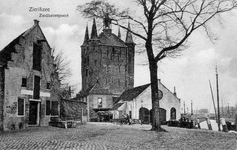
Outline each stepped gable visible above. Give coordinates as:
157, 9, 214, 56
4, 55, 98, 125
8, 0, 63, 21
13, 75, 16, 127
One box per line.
0, 34, 22, 64
0, 20, 50, 65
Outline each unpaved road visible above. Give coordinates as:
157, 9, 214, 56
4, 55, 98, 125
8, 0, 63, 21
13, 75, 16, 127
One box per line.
0, 123, 236, 150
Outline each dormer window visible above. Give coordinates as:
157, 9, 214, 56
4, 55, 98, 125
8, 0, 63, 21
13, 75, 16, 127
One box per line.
21, 77, 27, 87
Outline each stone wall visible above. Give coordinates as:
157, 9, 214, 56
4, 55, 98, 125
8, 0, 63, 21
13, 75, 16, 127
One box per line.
60, 99, 87, 122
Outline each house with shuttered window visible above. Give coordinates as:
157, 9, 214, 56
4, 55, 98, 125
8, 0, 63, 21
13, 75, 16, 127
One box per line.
0, 20, 60, 131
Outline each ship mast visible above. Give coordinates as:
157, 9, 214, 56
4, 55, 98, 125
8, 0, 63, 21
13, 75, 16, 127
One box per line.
216, 66, 221, 131
209, 80, 217, 121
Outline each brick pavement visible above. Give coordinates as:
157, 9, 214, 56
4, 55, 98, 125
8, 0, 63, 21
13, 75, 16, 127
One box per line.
0, 123, 236, 150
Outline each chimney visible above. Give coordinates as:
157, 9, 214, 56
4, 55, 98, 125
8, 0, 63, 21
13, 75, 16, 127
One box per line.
34, 19, 39, 25
174, 86, 177, 97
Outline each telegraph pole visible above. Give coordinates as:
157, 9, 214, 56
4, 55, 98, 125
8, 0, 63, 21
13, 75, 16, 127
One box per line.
216, 66, 221, 131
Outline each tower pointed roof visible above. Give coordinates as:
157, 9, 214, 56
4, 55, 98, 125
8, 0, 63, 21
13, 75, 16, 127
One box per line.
91, 18, 98, 39
82, 24, 89, 45
118, 27, 121, 39
125, 22, 134, 44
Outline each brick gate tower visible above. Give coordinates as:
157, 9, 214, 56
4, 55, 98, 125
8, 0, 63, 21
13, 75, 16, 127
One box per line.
78, 17, 135, 119
81, 18, 135, 95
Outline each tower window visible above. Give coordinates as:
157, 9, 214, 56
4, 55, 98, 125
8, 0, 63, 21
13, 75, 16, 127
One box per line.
112, 47, 115, 54
128, 52, 132, 63
85, 69, 88, 77
87, 56, 89, 65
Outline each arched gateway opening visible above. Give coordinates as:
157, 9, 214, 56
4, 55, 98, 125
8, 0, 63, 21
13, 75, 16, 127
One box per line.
139, 107, 150, 124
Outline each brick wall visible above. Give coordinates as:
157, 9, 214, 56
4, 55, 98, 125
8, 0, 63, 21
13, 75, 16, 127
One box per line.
81, 31, 135, 95
60, 99, 87, 122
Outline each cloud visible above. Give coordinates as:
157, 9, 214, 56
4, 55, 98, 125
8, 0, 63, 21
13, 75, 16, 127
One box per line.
0, 13, 27, 49
228, 58, 237, 77
42, 24, 82, 92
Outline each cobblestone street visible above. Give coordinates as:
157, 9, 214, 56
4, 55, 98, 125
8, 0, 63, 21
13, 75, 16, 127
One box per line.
0, 123, 236, 150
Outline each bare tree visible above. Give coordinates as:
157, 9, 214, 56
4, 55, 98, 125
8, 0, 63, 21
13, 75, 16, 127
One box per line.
51, 48, 75, 99
78, 0, 237, 131
52, 48, 71, 83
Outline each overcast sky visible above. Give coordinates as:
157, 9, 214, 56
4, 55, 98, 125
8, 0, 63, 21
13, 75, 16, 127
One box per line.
1, 0, 237, 113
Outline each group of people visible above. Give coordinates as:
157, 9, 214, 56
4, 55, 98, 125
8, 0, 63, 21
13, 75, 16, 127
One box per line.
97, 112, 113, 122
179, 116, 194, 128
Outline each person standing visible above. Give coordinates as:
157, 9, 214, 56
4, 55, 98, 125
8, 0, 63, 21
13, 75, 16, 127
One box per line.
126, 114, 131, 125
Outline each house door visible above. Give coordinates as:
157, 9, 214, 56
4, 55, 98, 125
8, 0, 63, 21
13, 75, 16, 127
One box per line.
29, 101, 38, 125
139, 107, 150, 124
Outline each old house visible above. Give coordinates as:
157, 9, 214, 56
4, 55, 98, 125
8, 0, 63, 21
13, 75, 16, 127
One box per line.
0, 20, 60, 131
77, 17, 135, 121
111, 79, 181, 124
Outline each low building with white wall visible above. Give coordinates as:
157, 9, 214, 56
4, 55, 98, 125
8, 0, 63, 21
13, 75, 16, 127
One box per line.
111, 79, 181, 124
